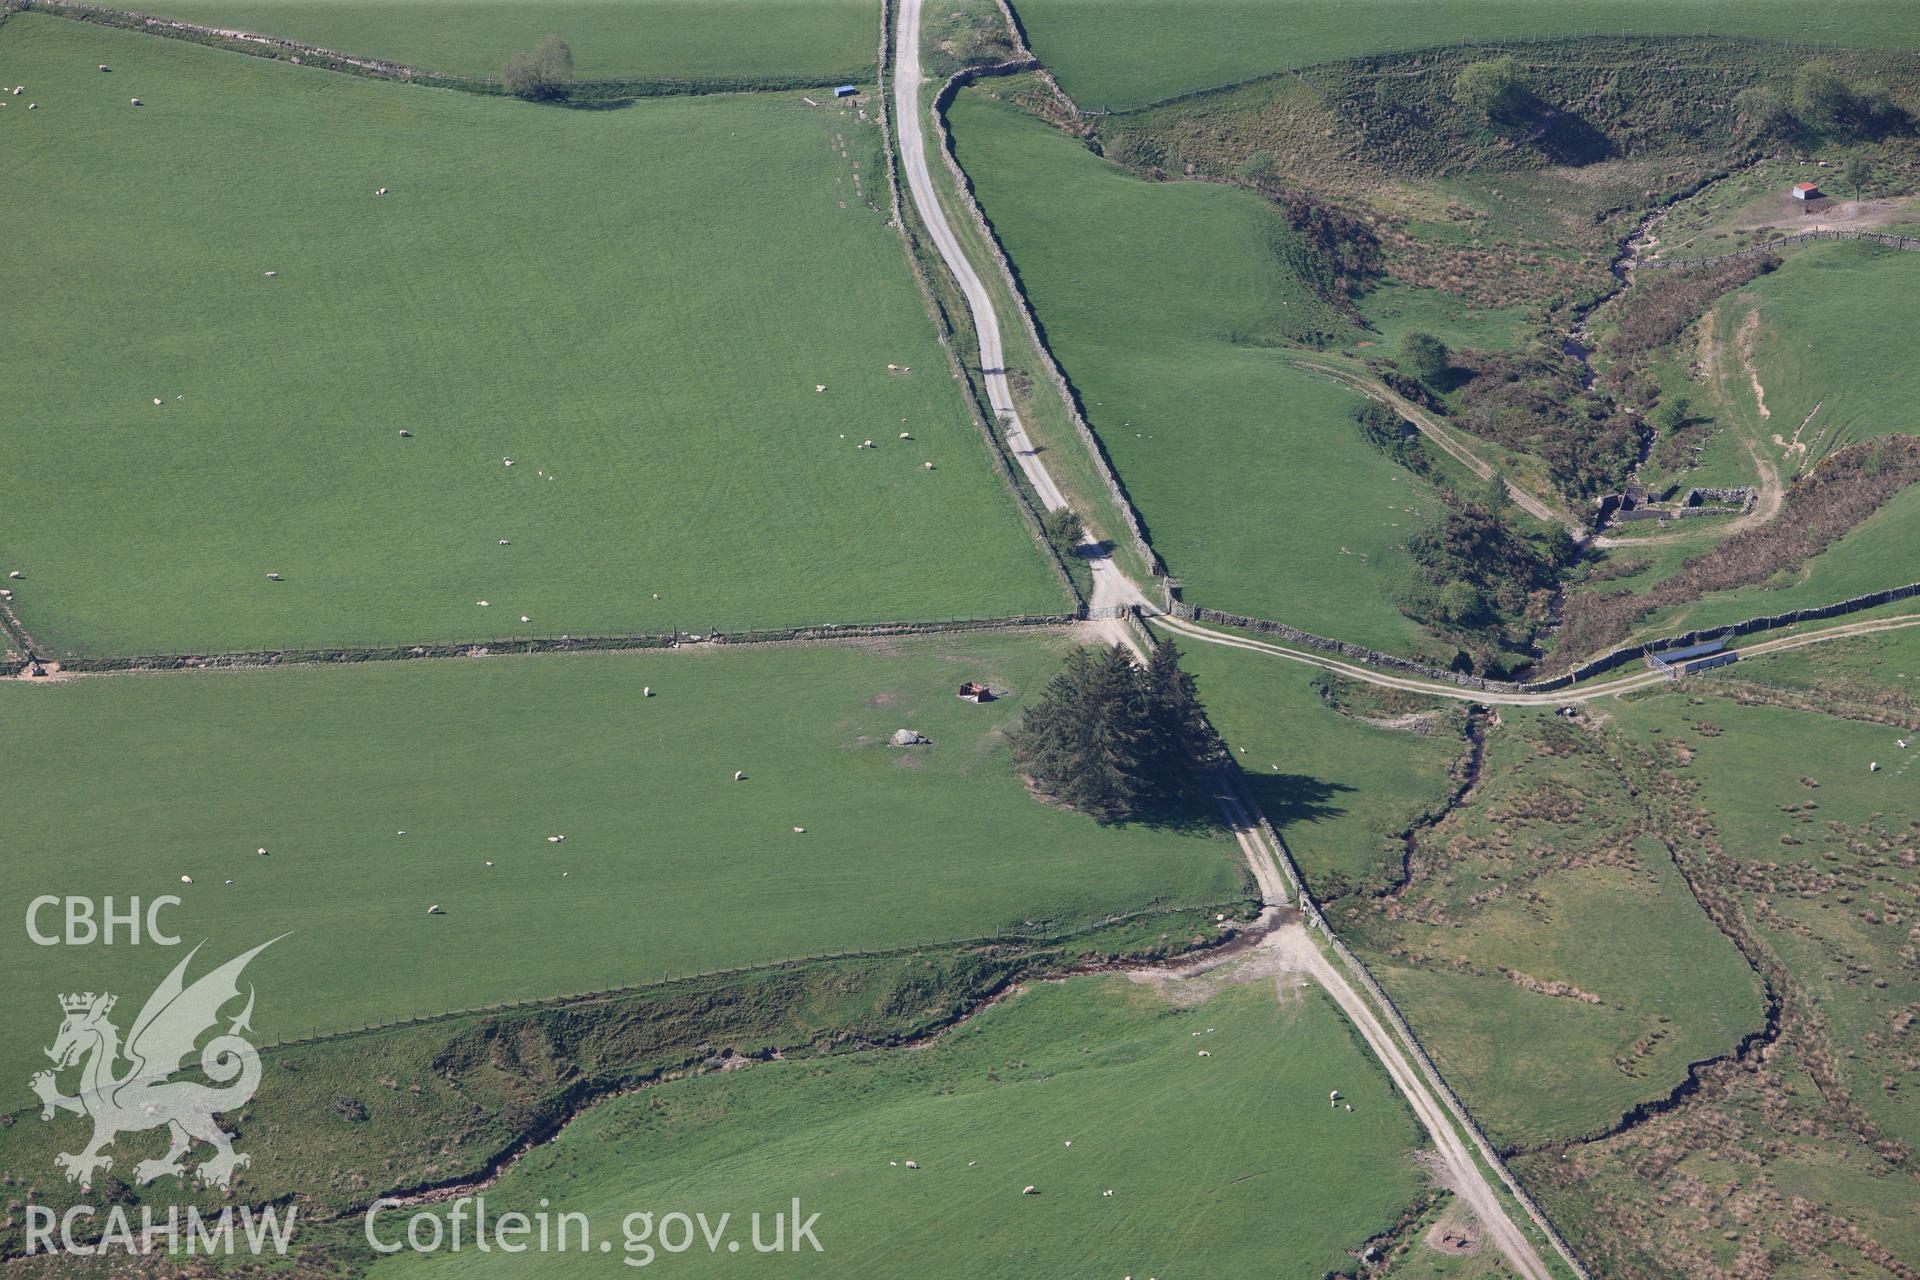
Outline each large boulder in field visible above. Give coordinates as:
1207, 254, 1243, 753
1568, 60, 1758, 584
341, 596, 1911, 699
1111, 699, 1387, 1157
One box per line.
890, 729, 930, 747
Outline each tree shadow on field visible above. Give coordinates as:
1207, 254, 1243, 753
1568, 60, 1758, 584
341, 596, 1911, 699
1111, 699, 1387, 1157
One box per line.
1242, 771, 1352, 833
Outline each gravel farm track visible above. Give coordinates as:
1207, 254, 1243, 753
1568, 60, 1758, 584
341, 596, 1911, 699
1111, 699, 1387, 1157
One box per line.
890, 3, 1558, 1275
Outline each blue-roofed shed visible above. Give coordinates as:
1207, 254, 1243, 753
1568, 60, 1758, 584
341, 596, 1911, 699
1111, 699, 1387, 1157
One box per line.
834, 85, 858, 98
1648, 637, 1727, 670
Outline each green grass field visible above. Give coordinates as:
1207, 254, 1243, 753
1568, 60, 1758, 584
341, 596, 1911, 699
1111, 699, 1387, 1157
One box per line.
0, 633, 1248, 1090
1010, 0, 1920, 110
0, 16, 1063, 657
368, 975, 1429, 1278
950, 87, 1455, 653
86, 0, 877, 83
1164, 630, 1470, 898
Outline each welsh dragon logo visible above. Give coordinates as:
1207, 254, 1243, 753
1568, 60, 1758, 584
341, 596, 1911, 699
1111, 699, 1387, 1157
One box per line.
29, 939, 280, 1191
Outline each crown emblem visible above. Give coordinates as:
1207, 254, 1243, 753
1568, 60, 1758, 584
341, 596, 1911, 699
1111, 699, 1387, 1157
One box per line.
60, 992, 114, 1015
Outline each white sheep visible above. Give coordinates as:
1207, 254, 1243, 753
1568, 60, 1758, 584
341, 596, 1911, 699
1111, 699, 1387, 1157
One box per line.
499, 539, 510, 545
375, 187, 388, 195
484, 860, 493, 867
503, 458, 514, 466
99, 65, 110, 72
547, 835, 565, 843
815, 384, 827, 392
427, 904, 443, 915
130, 98, 141, 106
643, 686, 653, 697
1197, 1049, 1210, 1057
154, 398, 163, 406
1870, 762, 1881, 772
734, 771, 746, 781
904, 1160, 918, 1169
923, 461, 935, 470
1021, 1186, 1037, 1196
900, 432, 911, 440
265, 573, 282, 581
264, 270, 277, 277
7, 570, 21, 579
520, 615, 530, 623
180, 875, 193, 884
257, 847, 269, 856
1102, 1189, 1114, 1197
477, 600, 490, 607
399, 429, 413, 437
793, 826, 805, 833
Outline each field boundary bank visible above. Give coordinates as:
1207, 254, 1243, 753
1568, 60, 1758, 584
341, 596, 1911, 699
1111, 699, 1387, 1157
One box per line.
928, 58, 1164, 577
14, 0, 874, 99
0, 895, 1248, 1129
1641, 228, 1920, 270
1168, 579, 1920, 694
37, 612, 1107, 675
877, 0, 1086, 608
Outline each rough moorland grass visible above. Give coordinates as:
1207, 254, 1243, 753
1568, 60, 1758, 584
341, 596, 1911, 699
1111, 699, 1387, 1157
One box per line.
0, 17, 1063, 656
1581, 692, 1920, 1249
69, 0, 878, 83
0, 633, 1248, 1089
950, 88, 1452, 654
1010, 0, 1920, 111
367, 976, 1429, 1279
1361, 706, 1766, 1148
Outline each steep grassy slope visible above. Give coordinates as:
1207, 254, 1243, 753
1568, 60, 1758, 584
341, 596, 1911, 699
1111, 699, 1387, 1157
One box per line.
950, 86, 1456, 653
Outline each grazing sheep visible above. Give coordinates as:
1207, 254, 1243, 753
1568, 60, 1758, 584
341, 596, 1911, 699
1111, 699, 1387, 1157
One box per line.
180, 875, 193, 884
734, 770, 746, 781
923, 461, 935, 470
264, 270, 277, 277
793, 826, 805, 833
27, 103, 36, 110
1344, 1104, 1353, 1112
1102, 1190, 1113, 1197
7, 571, 20, 579
1870, 762, 1880, 772
503, 458, 514, 466
130, 98, 141, 106
499, 539, 509, 545
643, 686, 653, 697
399, 429, 413, 437
520, 615, 530, 623
154, 398, 163, 405
375, 187, 387, 196
0, 589, 11, 600
547, 835, 564, 843
100, 65, 110, 72
1021, 1186, 1037, 1196
899, 432, 911, 440
904, 1161, 918, 1169
265, 573, 282, 581
427, 904, 443, 915
477, 600, 490, 607
815, 384, 827, 392
862, 439, 874, 448
257, 847, 269, 856
1197, 1049, 1210, 1057
484, 860, 493, 866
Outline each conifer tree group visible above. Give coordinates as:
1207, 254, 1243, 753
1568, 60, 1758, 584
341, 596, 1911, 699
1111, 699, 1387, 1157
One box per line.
1009, 642, 1225, 822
